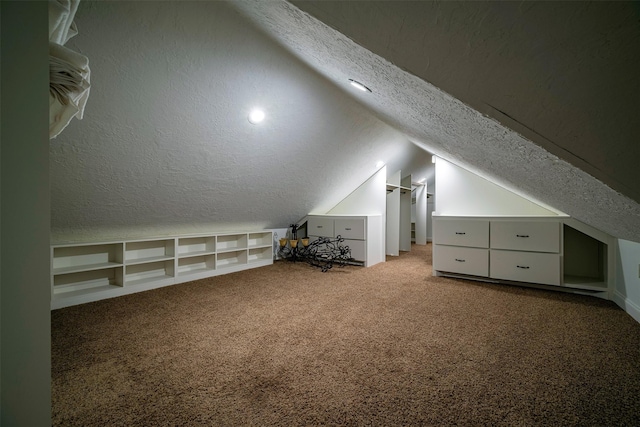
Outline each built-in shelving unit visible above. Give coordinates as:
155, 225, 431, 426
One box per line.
51, 230, 273, 309
432, 215, 614, 298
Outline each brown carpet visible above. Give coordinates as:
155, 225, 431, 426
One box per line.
52, 243, 640, 426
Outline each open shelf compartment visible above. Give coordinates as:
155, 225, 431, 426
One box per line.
178, 236, 216, 257
217, 234, 248, 252
53, 243, 124, 274
177, 255, 216, 276
563, 224, 608, 289
248, 246, 272, 264
216, 249, 248, 269
53, 267, 124, 296
248, 232, 272, 248
125, 239, 175, 265
125, 260, 175, 286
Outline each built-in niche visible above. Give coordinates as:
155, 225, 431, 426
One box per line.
563, 224, 607, 290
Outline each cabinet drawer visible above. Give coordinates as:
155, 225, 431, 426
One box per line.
307, 217, 334, 238
491, 221, 560, 253
335, 218, 365, 240
433, 219, 489, 248
490, 250, 561, 286
342, 239, 365, 262
433, 245, 489, 277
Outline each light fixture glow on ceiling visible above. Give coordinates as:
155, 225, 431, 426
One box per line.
248, 109, 265, 124
431, 155, 437, 164
349, 79, 372, 93
375, 160, 385, 168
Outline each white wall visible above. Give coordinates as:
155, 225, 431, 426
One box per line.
434, 158, 561, 216
1, 1, 51, 424
50, 1, 420, 243
614, 240, 640, 323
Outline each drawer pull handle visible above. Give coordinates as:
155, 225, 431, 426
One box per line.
516, 234, 530, 238
455, 232, 466, 235
455, 258, 466, 262
317, 226, 323, 228
345, 228, 352, 230
516, 265, 530, 269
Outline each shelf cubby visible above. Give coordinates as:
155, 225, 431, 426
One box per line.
53, 267, 124, 295
216, 234, 247, 252
178, 236, 216, 257
248, 232, 272, 248
216, 249, 248, 269
125, 239, 175, 265
125, 260, 175, 286
563, 224, 607, 289
248, 246, 272, 264
53, 243, 123, 274
51, 230, 273, 309
177, 255, 216, 276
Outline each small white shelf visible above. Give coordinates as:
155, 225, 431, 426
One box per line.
216, 234, 248, 252
53, 243, 124, 272
126, 239, 175, 265
248, 246, 272, 263
126, 260, 175, 286
216, 249, 247, 269
248, 232, 272, 248
177, 255, 216, 276
53, 261, 123, 275
51, 230, 273, 309
178, 236, 216, 257
53, 267, 124, 295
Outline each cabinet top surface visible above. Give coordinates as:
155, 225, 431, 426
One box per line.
51, 230, 272, 247
307, 214, 381, 218
433, 214, 569, 219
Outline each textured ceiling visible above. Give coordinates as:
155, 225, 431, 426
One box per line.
230, 1, 640, 243
49, 1, 431, 242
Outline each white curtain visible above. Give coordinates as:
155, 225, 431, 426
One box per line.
49, 0, 90, 139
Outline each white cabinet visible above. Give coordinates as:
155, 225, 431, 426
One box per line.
433, 245, 489, 277
433, 219, 489, 248
433, 216, 563, 288
306, 215, 383, 267
490, 221, 560, 253
490, 250, 561, 286
51, 230, 273, 309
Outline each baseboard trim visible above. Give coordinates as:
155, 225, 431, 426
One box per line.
612, 291, 640, 324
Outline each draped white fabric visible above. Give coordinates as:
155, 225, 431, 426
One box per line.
49, 0, 90, 139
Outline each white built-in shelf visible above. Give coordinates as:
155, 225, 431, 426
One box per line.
51, 230, 274, 309
432, 215, 614, 298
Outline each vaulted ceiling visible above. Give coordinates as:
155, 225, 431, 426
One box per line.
51, 1, 640, 244
231, 0, 640, 242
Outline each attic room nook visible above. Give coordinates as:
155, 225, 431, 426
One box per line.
432, 159, 615, 300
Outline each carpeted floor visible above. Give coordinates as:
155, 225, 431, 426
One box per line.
52, 243, 640, 426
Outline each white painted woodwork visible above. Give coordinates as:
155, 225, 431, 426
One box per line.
386, 170, 412, 256
433, 245, 489, 277
433, 216, 613, 296
51, 230, 273, 309
399, 175, 412, 252
432, 219, 489, 248
490, 250, 561, 286
386, 188, 400, 256
414, 185, 428, 245
435, 159, 560, 216
306, 214, 383, 267
491, 221, 560, 253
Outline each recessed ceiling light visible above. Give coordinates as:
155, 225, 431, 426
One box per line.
349, 79, 372, 93
248, 109, 265, 124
